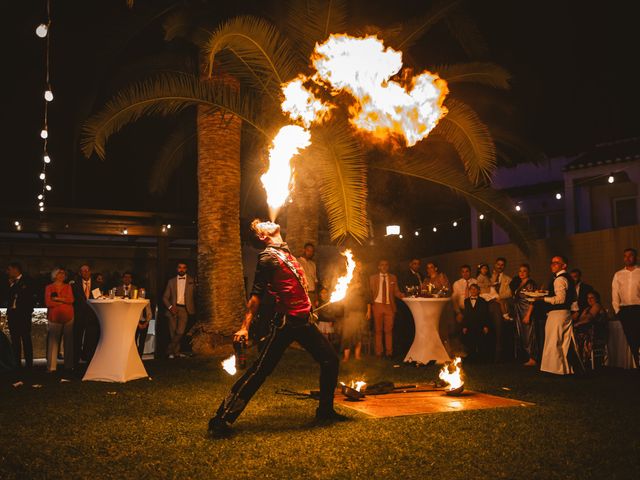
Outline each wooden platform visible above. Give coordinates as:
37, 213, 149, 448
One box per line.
334, 386, 533, 418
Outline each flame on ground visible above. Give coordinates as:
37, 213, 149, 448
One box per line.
438, 357, 463, 390
329, 249, 356, 303
260, 125, 311, 220
222, 354, 237, 376
341, 380, 367, 392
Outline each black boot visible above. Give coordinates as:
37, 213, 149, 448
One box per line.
208, 417, 233, 439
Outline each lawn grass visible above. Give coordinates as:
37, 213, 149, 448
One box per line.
1, 350, 639, 479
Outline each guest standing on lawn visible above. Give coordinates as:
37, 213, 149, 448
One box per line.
611, 247, 640, 367
44, 268, 74, 372
163, 261, 196, 359
341, 261, 370, 362
208, 220, 343, 438
6, 262, 34, 369
71, 264, 100, 368
509, 264, 537, 366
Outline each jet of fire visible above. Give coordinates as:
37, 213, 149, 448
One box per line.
222, 354, 237, 376
260, 125, 311, 220
438, 357, 463, 390
329, 249, 356, 303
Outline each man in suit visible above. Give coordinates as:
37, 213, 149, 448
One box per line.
461, 284, 493, 362
163, 261, 196, 358
71, 264, 101, 368
399, 258, 423, 293
6, 262, 34, 369
114, 271, 152, 355
569, 269, 594, 317
369, 259, 403, 358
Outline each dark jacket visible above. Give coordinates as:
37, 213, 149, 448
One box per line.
7, 276, 34, 317
399, 269, 423, 293
462, 296, 491, 333
575, 282, 594, 313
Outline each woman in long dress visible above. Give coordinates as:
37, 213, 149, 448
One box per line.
509, 264, 537, 366
340, 263, 370, 362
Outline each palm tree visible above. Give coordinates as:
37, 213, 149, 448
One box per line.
81, 0, 534, 350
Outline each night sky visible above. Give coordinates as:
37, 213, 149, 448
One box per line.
3, 0, 638, 228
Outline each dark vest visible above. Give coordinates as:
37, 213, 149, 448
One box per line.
547, 272, 576, 311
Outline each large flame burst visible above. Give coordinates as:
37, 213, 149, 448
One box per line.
260, 34, 449, 219
329, 249, 356, 303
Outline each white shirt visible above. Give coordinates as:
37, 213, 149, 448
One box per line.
544, 270, 568, 306
452, 277, 478, 310
612, 266, 640, 313
375, 273, 390, 304
298, 257, 318, 292
177, 275, 187, 305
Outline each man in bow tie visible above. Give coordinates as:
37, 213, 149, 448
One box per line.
163, 261, 196, 358
461, 284, 492, 362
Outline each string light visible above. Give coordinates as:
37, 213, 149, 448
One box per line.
515, 205, 521, 212
555, 193, 562, 200
414, 230, 420, 236
452, 221, 458, 227
432, 227, 437, 232
478, 214, 485, 220
122, 228, 128, 235
36, 0, 53, 213
608, 175, 615, 184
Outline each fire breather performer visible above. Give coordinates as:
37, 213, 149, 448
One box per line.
208, 220, 345, 438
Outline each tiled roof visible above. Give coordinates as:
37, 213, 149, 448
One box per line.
564, 136, 640, 171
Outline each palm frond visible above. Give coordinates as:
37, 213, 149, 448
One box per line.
445, 11, 489, 59
432, 98, 496, 184
310, 121, 369, 244
435, 62, 511, 90
282, 0, 349, 57
81, 73, 266, 160
370, 154, 532, 254
205, 15, 301, 95
149, 113, 197, 195
383, 0, 463, 51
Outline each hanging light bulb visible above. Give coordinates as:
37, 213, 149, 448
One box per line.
14, 221, 20, 227
166, 224, 172, 229
44, 89, 54, 102
399, 234, 403, 239
122, 228, 128, 235
555, 193, 562, 200
39, 172, 46, 180
45, 184, 52, 191
515, 205, 521, 212
432, 227, 437, 232
43, 154, 51, 164
161, 225, 167, 233
38, 194, 44, 200
38, 202, 44, 207
40, 128, 48, 139
452, 221, 458, 227
36, 23, 48, 38
414, 230, 419, 237
608, 175, 615, 184
479, 214, 485, 220
39, 206, 45, 212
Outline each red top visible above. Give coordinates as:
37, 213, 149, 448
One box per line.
270, 252, 311, 317
45, 283, 74, 324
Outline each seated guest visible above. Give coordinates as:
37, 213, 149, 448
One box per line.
569, 269, 594, 321
44, 268, 75, 372
422, 262, 450, 293
573, 290, 606, 365
115, 271, 136, 298
317, 287, 341, 348
461, 284, 493, 361
452, 264, 478, 321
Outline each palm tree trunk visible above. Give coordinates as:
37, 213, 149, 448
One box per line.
192, 72, 246, 353
285, 160, 320, 255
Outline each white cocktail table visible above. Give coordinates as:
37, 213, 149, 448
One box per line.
402, 297, 451, 364
83, 298, 150, 382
